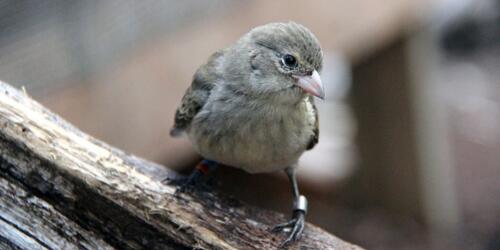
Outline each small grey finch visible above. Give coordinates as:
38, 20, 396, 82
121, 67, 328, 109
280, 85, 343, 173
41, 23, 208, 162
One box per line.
170, 22, 324, 246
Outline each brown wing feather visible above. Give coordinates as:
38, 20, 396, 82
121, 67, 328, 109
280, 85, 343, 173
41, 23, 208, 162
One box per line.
170, 51, 224, 136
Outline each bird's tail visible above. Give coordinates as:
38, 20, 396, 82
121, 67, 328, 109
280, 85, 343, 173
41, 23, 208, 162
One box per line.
169, 127, 184, 137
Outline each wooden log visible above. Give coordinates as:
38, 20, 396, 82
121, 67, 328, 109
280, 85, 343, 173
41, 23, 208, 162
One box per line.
0, 80, 362, 250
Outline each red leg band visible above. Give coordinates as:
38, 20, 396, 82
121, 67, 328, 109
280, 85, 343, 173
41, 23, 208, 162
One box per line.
196, 162, 210, 174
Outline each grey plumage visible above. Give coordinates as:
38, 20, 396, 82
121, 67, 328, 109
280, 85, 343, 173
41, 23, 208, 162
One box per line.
171, 22, 324, 245
171, 22, 322, 174
170, 51, 223, 137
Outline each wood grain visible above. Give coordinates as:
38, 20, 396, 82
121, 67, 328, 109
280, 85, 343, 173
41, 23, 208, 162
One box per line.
0, 80, 362, 250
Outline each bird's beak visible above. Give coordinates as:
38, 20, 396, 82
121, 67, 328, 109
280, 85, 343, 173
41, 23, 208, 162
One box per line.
293, 70, 325, 100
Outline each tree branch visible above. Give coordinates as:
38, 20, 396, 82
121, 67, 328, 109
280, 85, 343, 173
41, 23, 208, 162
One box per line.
0, 81, 362, 249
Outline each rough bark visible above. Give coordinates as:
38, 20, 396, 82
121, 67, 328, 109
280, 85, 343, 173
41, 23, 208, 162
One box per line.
0, 80, 362, 250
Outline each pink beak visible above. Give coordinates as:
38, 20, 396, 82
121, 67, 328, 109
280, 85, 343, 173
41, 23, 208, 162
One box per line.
294, 70, 325, 100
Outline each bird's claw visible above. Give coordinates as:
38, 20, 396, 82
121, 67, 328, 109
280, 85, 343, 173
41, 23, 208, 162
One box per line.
272, 211, 306, 248
164, 174, 215, 197
174, 181, 195, 197
271, 218, 297, 232
163, 175, 187, 186
162, 175, 195, 197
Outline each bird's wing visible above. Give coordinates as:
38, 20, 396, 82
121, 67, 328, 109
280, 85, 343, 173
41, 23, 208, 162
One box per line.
306, 96, 319, 150
170, 50, 224, 136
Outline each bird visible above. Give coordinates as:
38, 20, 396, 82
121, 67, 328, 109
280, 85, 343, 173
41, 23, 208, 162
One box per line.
170, 21, 324, 246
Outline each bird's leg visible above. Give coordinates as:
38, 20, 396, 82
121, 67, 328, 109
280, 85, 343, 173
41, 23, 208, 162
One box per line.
272, 167, 307, 247
171, 159, 218, 195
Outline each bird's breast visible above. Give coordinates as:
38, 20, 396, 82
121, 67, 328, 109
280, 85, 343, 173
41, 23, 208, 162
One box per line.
188, 97, 314, 173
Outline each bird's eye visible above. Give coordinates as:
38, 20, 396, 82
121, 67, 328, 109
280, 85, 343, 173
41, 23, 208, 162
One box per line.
282, 54, 297, 68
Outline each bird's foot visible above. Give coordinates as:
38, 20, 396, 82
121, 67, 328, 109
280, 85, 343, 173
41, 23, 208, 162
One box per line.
163, 160, 219, 197
272, 210, 306, 248
162, 175, 187, 186
162, 175, 196, 196
174, 179, 197, 196
272, 195, 308, 247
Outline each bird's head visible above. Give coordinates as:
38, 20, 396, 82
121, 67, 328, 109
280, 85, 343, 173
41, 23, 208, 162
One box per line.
228, 22, 324, 102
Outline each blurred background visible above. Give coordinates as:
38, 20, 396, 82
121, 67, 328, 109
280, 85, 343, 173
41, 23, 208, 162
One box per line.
1, 0, 499, 249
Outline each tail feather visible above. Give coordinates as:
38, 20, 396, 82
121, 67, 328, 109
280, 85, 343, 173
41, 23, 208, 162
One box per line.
169, 127, 184, 137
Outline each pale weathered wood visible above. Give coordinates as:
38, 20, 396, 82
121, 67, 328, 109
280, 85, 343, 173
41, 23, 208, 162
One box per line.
0, 177, 114, 250
0, 80, 362, 250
